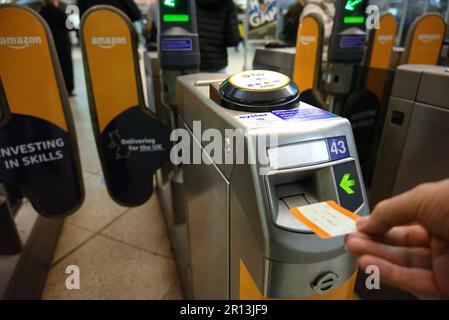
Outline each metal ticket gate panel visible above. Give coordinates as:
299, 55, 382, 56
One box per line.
393, 102, 449, 194
362, 65, 449, 300
80, 6, 171, 207
252, 48, 297, 78
177, 73, 370, 299
370, 65, 449, 207
184, 132, 230, 299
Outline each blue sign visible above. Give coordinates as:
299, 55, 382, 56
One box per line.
162, 38, 192, 51
340, 36, 365, 48
272, 108, 336, 121
327, 136, 350, 161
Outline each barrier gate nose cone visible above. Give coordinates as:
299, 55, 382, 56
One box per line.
219, 70, 301, 112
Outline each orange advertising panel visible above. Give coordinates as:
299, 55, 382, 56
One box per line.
406, 14, 446, 65
82, 9, 140, 133
366, 14, 397, 100
293, 15, 322, 92
368, 14, 397, 70
0, 6, 68, 131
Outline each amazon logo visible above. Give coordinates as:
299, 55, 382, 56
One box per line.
299, 36, 316, 45
91, 36, 127, 49
0, 36, 42, 49
417, 34, 441, 43
376, 35, 393, 44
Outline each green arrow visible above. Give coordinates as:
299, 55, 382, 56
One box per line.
340, 173, 356, 195
345, 0, 363, 11
164, 0, 175, 8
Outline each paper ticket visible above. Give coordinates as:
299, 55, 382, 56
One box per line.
290, 201, 360, 239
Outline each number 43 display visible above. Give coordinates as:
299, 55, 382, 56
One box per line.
327, 137, 350, 161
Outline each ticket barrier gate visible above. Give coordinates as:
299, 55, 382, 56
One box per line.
253, 14, 326, 109
356, 64, 449, 300
370, 65, 449, 208
153, 0, 201, 298
339, 13, 397, 186
324, 0, 368, 114
331, 12, 445, 188
0, 5, 85, 299
172, 70, 370, 299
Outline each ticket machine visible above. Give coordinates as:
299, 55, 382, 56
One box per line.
325, 0, 368, 114
177, 70, 370, 299
154, 0, 370, 300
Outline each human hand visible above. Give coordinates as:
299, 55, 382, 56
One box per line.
346, 179, 449, 299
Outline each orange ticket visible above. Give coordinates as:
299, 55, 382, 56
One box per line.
290, 201, 360, 239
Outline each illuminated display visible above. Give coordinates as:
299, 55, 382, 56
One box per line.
163, 14, 190, 22
345, 0, 363, 11
344, 16, 365, 24
162, 0, 190, 23
343, 0, 366, 25
163, 0, 175, 8
162, 0, 188, 11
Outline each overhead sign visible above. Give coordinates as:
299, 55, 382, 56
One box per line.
0, 5, 84, 218
81, 6, 170, 206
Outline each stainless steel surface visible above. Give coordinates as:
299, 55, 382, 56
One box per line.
268, 252, 355, 298
253, 47, 297, 77
371, 65, 449, 207
393, 102, 449, 194
184, 130, 230, 299
312, 272, 340, 295
369, 97, 415, 207
417, 68, 449, 110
